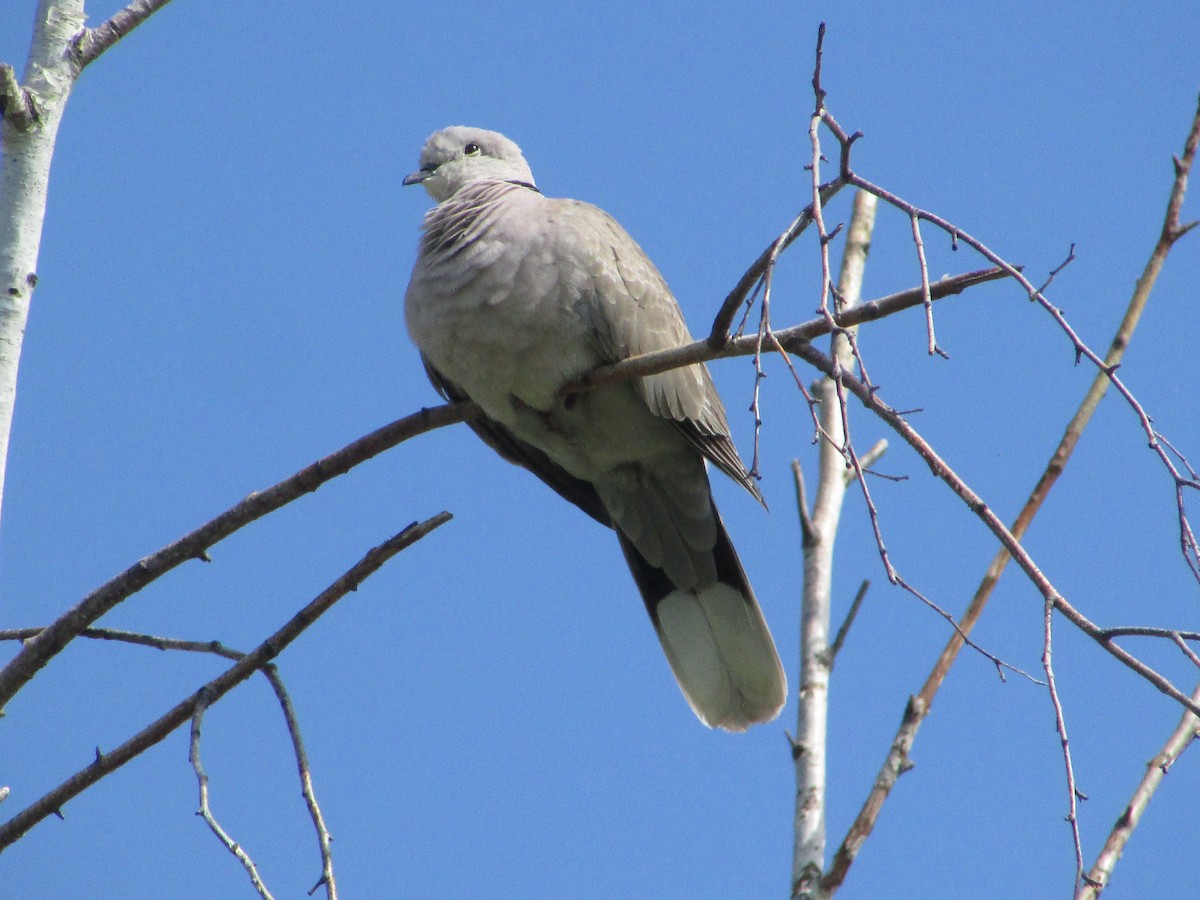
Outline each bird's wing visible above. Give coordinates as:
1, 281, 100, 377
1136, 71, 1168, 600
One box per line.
555, 200, 761, 502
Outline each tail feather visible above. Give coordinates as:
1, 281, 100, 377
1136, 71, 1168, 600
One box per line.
618, 504, 787, 731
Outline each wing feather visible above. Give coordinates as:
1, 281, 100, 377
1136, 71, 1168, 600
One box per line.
554, 200, 761, 501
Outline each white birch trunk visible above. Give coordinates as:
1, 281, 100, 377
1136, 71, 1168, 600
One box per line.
0, 0, 86, 531
792, 191, 876, 899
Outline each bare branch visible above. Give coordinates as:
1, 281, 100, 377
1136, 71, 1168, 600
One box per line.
826, 580, 869, 667
72, 0, 178, 71
908, 213, 946, 358
822, 91, 1200, 896
1095, 627, 1200, 643
790, 86, 876, 890
792, 337, 1200, 718
792, 459, 817, 545
261, 667, 338, 900
0, 514, 452, 851
191, 693, 276, 899
0, 64, 38, 130
1080, 684, 1200, 898
0, 403, 468, 713
0, 627, 339, 896
846, 146, 1200, 582
843, 439, 887, 486
1172, 634, 1200, 672
822, 695, 924, 892
572, 267, 1009, 397
0, 626, 241, 658
1042, 597, 1087, 892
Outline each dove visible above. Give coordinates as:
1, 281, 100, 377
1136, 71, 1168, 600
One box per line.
403, 126, 786, 730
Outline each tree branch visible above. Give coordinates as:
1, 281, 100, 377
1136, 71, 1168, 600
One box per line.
0, 0, 86, 533
0, 63, 38, 130
0, 403, 468, 713
793, 337, 1200, 718
791, 183, 876, 898
844, 106, 1200, 583
0, 627, 340, 897
71, 0, 178, 71
570, 267, 1009, 397
1079, 683, 1200, 897
820, 89, 1200, 897
826, 580, 869, 667
190, 692, 276, 899
262, 666, 338, 900
0, 513, 452, 851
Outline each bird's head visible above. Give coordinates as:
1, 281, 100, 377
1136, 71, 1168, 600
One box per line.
403, 126, 536, 202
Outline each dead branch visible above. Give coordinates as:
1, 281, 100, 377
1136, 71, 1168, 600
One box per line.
190, 691, 276, 899
0, 404, 467, 713
1079, 684, 1200, 897
0, 627, 340, 897
821, 87, 1200, 897
0, 514, 451, 852
570, 267, 1008, 398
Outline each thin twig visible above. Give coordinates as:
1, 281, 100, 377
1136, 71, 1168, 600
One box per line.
0, 514, 452, 851
822, 86, 1200, 898
791, 35, 860, 895
1096, 627, 1200, 642
792, 460, 817, 545
846, 161, 1200, 584
190, 692, 276, 899
909, 213, 946, 358
571, 267, 1009, 396
261, 668, 338, 900
0, 627, 338, 897
827, 580, 869, 667
1172, 634, 1200, 672
792, 337, 1200, 719
0, 627, 242, 658
1043, 596, 1087, 893
843, 439, 888, 486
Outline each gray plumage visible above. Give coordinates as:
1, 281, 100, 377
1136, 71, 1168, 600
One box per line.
403, 126, 786, 730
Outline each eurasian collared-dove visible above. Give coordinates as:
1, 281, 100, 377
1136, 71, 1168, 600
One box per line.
402, 126, 786, 730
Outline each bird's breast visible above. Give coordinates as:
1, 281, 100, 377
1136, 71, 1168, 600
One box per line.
405, 232, 599, 418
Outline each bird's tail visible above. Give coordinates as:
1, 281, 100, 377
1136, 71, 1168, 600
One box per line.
617, 505, 787, 731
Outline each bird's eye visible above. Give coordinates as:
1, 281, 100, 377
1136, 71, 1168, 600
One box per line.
464, 143, 481, 156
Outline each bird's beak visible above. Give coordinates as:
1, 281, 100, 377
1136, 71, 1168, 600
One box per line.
402, 168, 433, 186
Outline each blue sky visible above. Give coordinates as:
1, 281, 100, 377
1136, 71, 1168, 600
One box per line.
2, 2, 1199, 897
